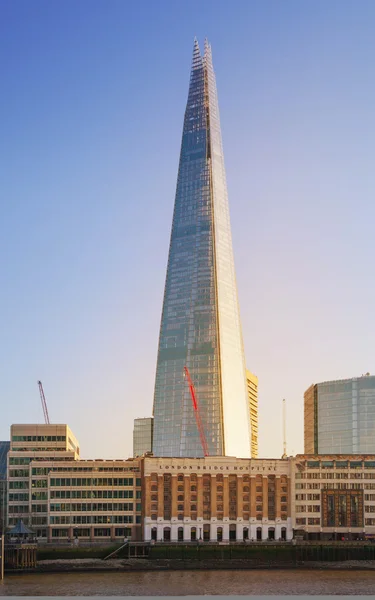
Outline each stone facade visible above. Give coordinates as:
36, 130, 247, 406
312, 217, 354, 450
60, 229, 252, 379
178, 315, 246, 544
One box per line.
143, 456, 293, 542
291, 455, 375, 540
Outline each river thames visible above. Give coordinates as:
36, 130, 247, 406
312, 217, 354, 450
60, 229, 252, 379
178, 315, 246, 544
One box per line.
1, 569, 375, 595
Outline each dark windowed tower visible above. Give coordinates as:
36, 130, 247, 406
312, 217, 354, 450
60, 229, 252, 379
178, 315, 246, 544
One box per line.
152, 39, 250, 458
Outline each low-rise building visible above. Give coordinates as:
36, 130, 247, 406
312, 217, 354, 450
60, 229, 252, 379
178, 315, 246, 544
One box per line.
7, 425, 142, 542
291, 454, 375, 540
142, 456, 292, 542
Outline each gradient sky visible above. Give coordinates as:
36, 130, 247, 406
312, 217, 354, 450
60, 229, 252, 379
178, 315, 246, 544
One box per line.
1, 0, 375, 460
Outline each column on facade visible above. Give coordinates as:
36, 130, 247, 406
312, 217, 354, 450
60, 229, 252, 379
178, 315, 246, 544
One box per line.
171, 475, 178, 519
184, 475, 190, 519
157, 475, 164, 519
145, 475, 152, 518
197, 475, 203, 519
223, 476, 229, 519
262, 476, 268, 519
210, 475, 217, 518
111, 525, 116, 541
250, 476, 256, 517
262, 476, 269, 541
236, 475, 243, 520
275, 476, 281, 519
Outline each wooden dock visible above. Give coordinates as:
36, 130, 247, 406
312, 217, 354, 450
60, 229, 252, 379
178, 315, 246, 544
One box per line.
4, 543, 37, 570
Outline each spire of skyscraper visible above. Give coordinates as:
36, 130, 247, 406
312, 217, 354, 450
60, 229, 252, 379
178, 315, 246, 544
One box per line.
152, 40, 251, 458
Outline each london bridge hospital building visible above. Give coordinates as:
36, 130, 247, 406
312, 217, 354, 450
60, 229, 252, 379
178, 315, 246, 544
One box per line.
142, 457, 292, 542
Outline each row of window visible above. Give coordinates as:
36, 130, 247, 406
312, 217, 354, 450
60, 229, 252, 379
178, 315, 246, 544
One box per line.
50, 503, 138, 512
12, 436, 66, 442
296, 483, 369, 490
50, 527, 133, 537
304, 461, 375, 469
296, 505, 321, 513
9, 493, 30, 501
50, 490, 136, 499
50, 478, 140, 487
295, 518, 321, 525
50, 515, 140, 524
296, 472, 375, 480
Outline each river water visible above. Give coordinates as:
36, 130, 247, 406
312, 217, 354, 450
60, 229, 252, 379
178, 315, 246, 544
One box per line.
1, 569, 375, 596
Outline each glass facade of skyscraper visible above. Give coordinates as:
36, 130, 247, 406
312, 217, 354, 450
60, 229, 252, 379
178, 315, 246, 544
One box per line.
304, 375, 375, 454
152, 40, 250, 458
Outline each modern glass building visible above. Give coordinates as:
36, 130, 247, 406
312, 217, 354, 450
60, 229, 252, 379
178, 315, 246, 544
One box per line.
304, 374, 375, 454
133, 418, 153, 457
152, 39, 251, 458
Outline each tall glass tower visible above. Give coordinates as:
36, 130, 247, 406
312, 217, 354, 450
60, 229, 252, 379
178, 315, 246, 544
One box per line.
152, 39, 250, 458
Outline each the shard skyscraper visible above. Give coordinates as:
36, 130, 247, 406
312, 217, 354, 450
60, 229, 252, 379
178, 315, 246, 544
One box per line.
152, 39, 251, 458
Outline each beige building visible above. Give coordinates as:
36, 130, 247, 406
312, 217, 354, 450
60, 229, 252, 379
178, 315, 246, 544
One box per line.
143, 456, 292, 542
246, 370, 258, 458
291, 454, 375, 540
7, 424, 142, 542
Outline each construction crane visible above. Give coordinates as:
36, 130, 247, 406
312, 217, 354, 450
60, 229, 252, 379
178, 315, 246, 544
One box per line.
38, 380, 50, 425
183, 366, 209, 457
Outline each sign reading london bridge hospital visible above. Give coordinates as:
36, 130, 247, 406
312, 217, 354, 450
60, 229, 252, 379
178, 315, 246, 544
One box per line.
143, 457, 292, 476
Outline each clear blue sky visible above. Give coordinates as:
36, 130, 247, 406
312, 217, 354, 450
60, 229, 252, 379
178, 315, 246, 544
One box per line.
1, 0, 375, 459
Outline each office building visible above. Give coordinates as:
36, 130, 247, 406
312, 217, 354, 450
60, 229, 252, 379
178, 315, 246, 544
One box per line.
7, 425, 142, 541
246, 371, 258, 458
152, 39, 250, 458
304, 374, 375, 454
291, 454, 375, 540
143, 456, 292, 542
133, 418, 153, 457
0, 441, 10, 533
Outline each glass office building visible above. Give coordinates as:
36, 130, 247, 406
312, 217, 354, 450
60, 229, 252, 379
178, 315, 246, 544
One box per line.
133, 418, 153, 457
152, 40, 250, 458
304, 375, 375, 454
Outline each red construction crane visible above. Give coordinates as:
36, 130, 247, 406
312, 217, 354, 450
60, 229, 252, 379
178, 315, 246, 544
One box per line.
38, 380, 50, 425
183, 366, 209, 456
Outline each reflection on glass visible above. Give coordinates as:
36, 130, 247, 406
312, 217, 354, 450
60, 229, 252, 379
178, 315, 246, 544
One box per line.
152, 40, 250, 458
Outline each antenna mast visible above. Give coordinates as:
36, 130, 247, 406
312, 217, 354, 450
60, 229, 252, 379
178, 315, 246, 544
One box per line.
282, 398, 287, 459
